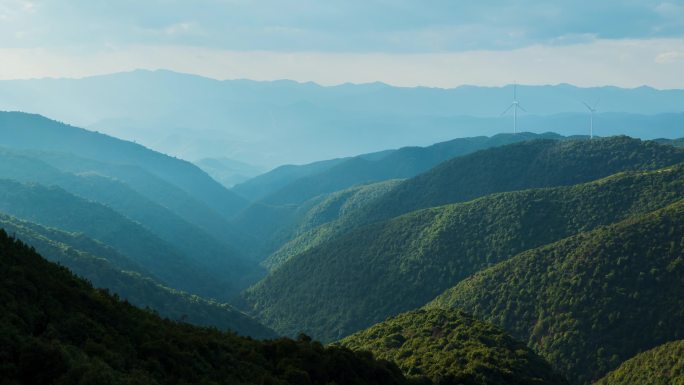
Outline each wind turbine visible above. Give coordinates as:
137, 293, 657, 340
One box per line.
501, 83, 526, 134
582, 99, 599, 139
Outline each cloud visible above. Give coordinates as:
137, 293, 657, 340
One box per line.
655, 50, 684, 64
0, 0, 682, 52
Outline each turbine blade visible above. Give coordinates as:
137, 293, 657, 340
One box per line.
501, 103, 514, 116
582, 101, 593, 111
517, 103, 527, 113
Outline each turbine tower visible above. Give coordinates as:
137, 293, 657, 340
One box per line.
501, 83, 526, 134
582, 99, 599, 139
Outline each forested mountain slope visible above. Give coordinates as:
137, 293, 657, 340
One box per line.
18, 148, 238, 242
359, 137, 684, 225
258, 132, 562, 206
231, 179, 401, 261
243, 164, 684, 342
233, 133, 567, 261
232, 157, 352, 201
260, 137, 684, 269
341, 308, 569, 385
0, 213, 276, 339
593, 340, 684, 385
263, 179, 402, 270
429, 200, 684, 384
0, 230, 413, 385
0, 147, 260, 290
0, 180, 237, 300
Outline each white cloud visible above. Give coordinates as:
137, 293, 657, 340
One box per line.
655, 50, 684, 64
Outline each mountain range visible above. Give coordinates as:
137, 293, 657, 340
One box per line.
1, 70, 682, 167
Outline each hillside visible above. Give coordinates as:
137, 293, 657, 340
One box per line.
232, 179, 402, 261
234, 133, 565, 261
0, 147, 259, 290
232, 157, 351, 201
359, 136, 684, 226
428, 200, 684, 384
593, 340, 684, 385
19, 148, 239, 243
0, 111, 248, 218
263, 179, 402, 270
243, 163, 684, 342
0, 179, 237, 301
258, 132, 563, 206
341, 308, 569, 385
0, 213, 276, 339
0, 229, 414, 385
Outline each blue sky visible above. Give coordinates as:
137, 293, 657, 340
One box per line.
1, 0, 683, 87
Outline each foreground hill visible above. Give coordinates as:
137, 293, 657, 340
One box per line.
429, 200, 684, 384
359, 136, 684, 225
341, 308, 569, 385
0, 229, 413, 385
593, 340, 684, 385
0, 213, 276, 339
243, 163, 684, 342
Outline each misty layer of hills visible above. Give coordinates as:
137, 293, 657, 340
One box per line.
1, 69, 683, 167
1, 109, 684, 385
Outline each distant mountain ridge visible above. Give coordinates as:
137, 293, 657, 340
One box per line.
1, 70, 682, 166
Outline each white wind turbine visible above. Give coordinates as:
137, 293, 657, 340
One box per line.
582, 99, 600, 139
501, 83, 526, 134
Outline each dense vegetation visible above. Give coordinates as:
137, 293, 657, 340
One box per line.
0, 179, 237, 300
243, 164, 684, 342
359, 137, 684, 225
258, 132, 562, 206
429, 200, 684, 384
0, 213, 276, 339
0, 229, 416, 385
593, 340, 684, 385
0, 147, 259, 291
263, 180, 402, 270
232, 133, 564, 261
341, 308, 569, 385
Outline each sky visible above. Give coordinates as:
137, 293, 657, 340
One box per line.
1, 0, 683, 88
